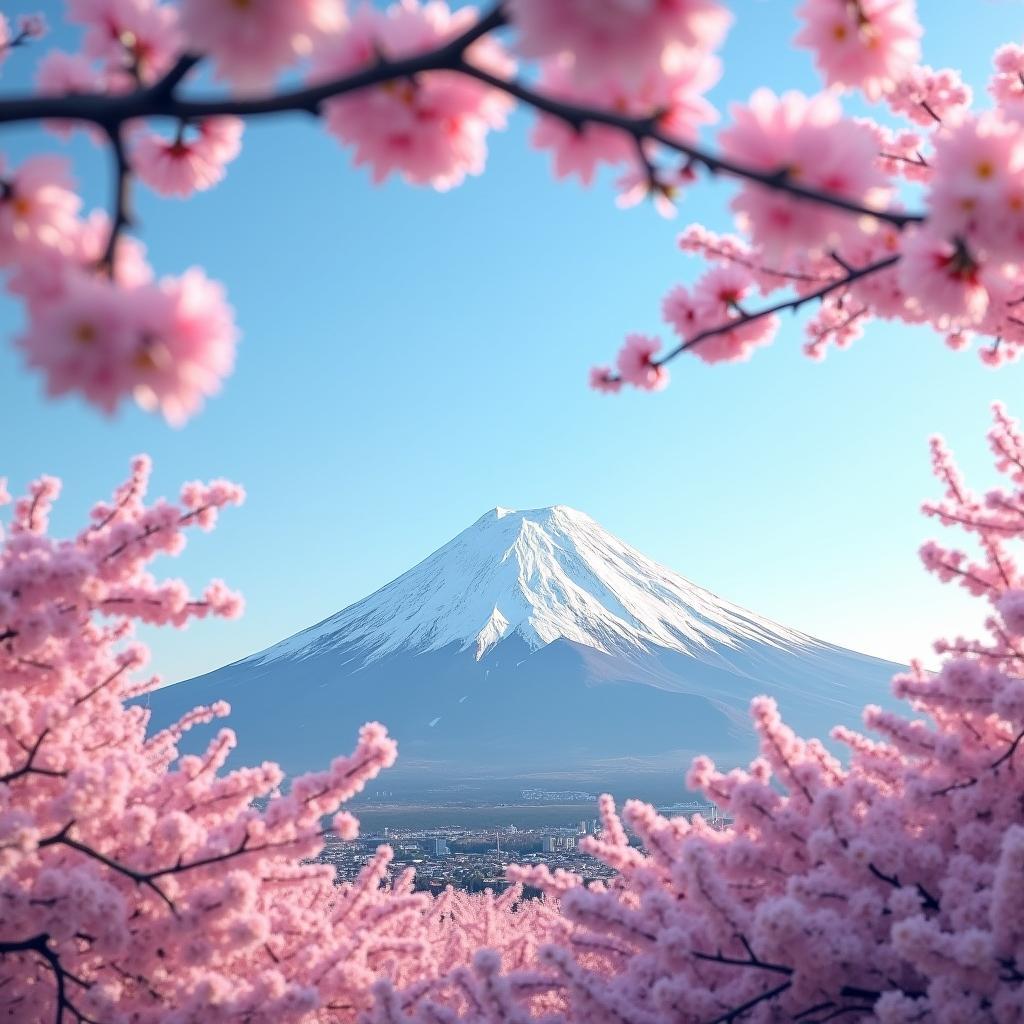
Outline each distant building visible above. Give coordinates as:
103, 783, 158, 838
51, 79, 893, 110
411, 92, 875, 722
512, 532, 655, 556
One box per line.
432, 838, 450, 856
542, 834, 577, 853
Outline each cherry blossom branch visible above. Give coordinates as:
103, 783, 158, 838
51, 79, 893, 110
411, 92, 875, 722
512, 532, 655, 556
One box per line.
692, 938, 892, 1023
867, 864, 941, 912
99, 127, 133, 275
455, 61, 922, 229
0, 5, 510, 126
0, 5, 921, 237
0, 728, 66, 785
933, 726, 1024, 795
0, 934, 98, 1024
654, 254, 900, 367
590, 252, 899, 376
38, 823, 180, 915
707, 980, 792, 1024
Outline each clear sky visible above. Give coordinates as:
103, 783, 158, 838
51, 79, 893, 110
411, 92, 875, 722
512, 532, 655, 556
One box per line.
2, 1, 1022, 683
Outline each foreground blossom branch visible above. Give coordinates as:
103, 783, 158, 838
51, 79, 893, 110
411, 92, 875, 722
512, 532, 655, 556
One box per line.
380, 403, 1023, 1024
0, 2, 917, 302
454, 59, 922, 231
1, 0, 1015, 421
0, 13, 919, 225
0, 458, 563, 1022
593, 252, 902, 390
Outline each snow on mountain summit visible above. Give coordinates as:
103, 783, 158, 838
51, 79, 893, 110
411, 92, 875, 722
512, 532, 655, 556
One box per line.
247, 505, 813, 669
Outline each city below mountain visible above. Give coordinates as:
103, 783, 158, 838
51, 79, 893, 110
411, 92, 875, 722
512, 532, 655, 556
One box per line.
146, 506, 901, 802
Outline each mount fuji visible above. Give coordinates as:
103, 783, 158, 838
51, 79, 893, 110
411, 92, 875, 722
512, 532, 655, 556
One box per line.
146, 506, 901, 800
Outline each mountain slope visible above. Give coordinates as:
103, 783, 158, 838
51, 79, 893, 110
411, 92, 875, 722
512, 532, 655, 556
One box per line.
146, 506, 900, 801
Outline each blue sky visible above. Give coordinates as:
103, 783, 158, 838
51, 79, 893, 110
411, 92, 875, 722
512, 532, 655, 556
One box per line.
2, 1, 1022, 682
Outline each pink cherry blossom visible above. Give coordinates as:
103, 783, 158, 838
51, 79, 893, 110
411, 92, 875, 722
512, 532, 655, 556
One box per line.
18, 14, 47, 40
991, 44, 1024, 119
0, 13, 42, 66
178, 0, 343, 91
4, 3, 1024, 416
795, 0, 921, 101
927, 112, 1024, 262
803, 293, 871, 359
6, 209, 153, 314
662, 267, 780, 363
16, 273, 137, 413
898, 227, 990, 326
127, 268, 238, 425
35, 51, 103, 138
677, 221, 840, 295
531, 52, 718, 187
874, 125, 931, 182
0, 154, 81, 265
973, 266, 1024, 366
588, 365, 622, 394
615, 332, 669, 390
689, 264, 780, 363
132, 117, 244, 197
14, 261, 235, 424
662, 281, 701, 339
719, 89, 888, 256
314, 2, 514, 190
508, 0, 731, 83
615, 161, 695, 218
67, 0, 182, 85
886, 63, 972, 126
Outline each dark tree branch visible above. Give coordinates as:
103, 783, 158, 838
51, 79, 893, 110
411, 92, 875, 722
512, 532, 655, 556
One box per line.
456, 60, 921, 229
0, 728, 66, 785
868, 863, 940, 913
705, 980, 793, 1024
36, 819, 336, 922
933, 726, 1024, 795
803, 1007, 877, 1023
991, 726, 1024, 770
0, 4, 511, 126
656, 254, 900, 367
0, 933, 99, 1024
99, 127, 133, 275
692, 948, 792, 977
70, 661, 132, 709
38, 824, 179, 916
150, 53, 202, 99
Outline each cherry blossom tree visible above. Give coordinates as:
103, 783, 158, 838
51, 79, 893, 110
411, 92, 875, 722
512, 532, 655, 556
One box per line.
0, 458, 563, 1022
0, 0, 1018, 419
366, 403, 1024, 1023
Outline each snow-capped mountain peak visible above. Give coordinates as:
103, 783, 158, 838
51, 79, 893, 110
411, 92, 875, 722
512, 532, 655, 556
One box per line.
247, 505, 812, 669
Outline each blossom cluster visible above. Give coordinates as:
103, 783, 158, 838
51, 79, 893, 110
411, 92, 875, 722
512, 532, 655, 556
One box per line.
0, 0, 744, 420
0, 458, 563, 1022
590, 0, 1024, 390
372, 405, 1024, 1022
9, 1, 1024, 411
